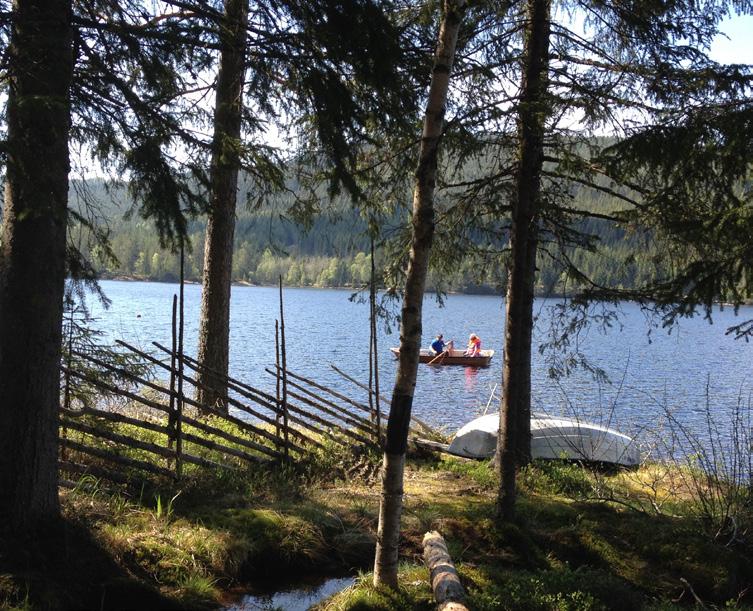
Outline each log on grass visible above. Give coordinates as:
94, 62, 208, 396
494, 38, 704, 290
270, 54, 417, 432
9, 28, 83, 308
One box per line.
284, 398, 376, 448
152, 342, 326, 452
422, 531, 469, 611
274, 365, 373, 415
280, 389, 377, 447
62, 406, 171, 437
62, 417, 176, 461
61, 365, 169, 415
155, 342, 354, 453
180, 413, 282, 460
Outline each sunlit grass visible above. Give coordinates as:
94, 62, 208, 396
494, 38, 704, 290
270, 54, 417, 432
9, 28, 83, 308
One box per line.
317, 566, 434, 611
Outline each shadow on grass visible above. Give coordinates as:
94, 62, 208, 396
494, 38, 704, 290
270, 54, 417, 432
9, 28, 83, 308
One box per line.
0, 518, 181, 610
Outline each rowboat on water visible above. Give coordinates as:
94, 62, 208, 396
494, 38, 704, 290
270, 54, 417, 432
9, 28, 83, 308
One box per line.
390, 347, 495, 367
445, 412, 640, 466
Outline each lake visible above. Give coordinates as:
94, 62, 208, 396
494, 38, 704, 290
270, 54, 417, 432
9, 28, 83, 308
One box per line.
87, 280, 753, 454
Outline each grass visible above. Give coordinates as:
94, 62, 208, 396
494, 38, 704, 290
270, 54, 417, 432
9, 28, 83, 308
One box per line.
322, 457, 752, 610
3, 415, 752, 610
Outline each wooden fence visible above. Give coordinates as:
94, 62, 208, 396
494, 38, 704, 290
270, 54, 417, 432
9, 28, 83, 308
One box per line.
59, 281, 434, 489
58, 339, 423, 488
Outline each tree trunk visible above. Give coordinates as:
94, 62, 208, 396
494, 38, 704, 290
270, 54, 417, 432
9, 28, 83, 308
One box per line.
373, 0, 465, 588
196, 0, 248, 413
0, 0, 74, 532
423, 531, 469, 610
497, 0, 551, 522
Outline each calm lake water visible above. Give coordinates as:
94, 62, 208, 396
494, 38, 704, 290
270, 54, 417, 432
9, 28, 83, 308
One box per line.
88, 280, 753, 453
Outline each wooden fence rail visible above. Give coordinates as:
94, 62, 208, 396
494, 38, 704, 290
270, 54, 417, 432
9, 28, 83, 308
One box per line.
153, 342, 376, 450
60, 332, 389, 488
265, 369, 378, 433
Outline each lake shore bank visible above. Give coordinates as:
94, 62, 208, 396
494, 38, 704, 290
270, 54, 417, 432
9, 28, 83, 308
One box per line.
3, 445, 751, 610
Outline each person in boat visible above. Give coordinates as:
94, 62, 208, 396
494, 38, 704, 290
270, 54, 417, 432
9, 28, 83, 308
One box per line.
430, 334, 454, 356
464, 333, 482, 357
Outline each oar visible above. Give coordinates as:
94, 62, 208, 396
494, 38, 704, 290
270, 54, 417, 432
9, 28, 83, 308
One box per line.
428, 350, 448, 365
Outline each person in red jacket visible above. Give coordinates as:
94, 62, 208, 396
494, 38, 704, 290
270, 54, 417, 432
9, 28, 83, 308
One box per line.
464, 333, 481, 357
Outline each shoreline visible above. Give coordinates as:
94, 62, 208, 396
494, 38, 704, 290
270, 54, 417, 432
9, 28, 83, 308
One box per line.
90, 275, 753, 304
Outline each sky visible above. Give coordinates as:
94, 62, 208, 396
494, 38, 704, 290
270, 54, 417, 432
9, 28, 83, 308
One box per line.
711, 14, 753, 63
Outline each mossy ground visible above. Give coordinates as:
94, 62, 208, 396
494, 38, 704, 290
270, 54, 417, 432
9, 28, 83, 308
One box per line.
1, 440, 751, 610
318, 457, 752, 611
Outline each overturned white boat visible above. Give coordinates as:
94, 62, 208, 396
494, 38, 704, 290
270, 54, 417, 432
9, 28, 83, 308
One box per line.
447, 412, 640, 467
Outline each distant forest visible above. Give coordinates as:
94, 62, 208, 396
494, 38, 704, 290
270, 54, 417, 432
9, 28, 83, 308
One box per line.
74, 176, 665, 295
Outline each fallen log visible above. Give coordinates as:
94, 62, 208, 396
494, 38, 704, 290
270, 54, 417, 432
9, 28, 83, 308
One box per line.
422, 531, 469, 611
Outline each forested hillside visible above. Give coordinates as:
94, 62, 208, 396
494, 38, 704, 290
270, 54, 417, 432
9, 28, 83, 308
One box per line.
73, 176, 665, 294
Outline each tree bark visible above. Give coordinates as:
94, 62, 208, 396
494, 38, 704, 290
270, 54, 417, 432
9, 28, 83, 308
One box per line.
497, 0, 551, 522
196, 0, 248, 413
373, 0, 465, 588
423, 531, 469, 611
0, 0, 74, 532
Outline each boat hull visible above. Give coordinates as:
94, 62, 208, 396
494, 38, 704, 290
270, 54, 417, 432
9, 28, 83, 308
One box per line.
390, 347, 494, 367
447, 412, 639, 466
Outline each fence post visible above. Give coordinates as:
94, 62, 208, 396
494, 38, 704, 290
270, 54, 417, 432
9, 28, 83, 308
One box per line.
168, 295, 178, 446
279, 276, 289, 463
175, 244, 185, 480
370, 236, 382, 447
275, 319, 281, 448
61, 301, 75, 461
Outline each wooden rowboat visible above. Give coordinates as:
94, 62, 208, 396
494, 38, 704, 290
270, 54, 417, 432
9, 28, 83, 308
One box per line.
390, 347, 495, 367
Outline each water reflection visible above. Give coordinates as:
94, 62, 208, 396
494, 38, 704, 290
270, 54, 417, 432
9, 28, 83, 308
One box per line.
464, 366, 479, 391
225, 576, 355, 611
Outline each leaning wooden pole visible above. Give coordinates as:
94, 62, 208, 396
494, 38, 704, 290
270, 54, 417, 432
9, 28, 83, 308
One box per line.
279, 276, 289, 462
369, 295, 375, 428
63, 303, 74, 412
61, 303, 75, 462
423, 531, 469, 611
329, 364, 437, 436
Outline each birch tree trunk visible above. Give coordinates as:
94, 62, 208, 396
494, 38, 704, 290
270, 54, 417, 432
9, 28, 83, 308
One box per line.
497, 0, 551, 522
0, 0, 74, 532
196, 0, 249, 413
373, 0, 465, 588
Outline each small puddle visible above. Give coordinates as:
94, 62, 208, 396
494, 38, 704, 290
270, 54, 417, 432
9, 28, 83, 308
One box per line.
225, 576, 356, 611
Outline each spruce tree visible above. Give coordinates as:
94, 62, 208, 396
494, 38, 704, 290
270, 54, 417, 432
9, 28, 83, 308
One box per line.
191, 0, 416, 408
0, 0, 213, 532
0, 0, 75, 532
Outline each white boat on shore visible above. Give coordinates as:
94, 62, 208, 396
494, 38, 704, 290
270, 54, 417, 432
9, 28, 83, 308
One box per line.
446, 412, 640, 466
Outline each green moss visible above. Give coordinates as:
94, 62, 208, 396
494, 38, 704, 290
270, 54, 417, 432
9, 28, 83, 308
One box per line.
464, 565, 642, 611
434, 455, 499, 490
520, 460, 596, 498
204, 508, 331, 574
